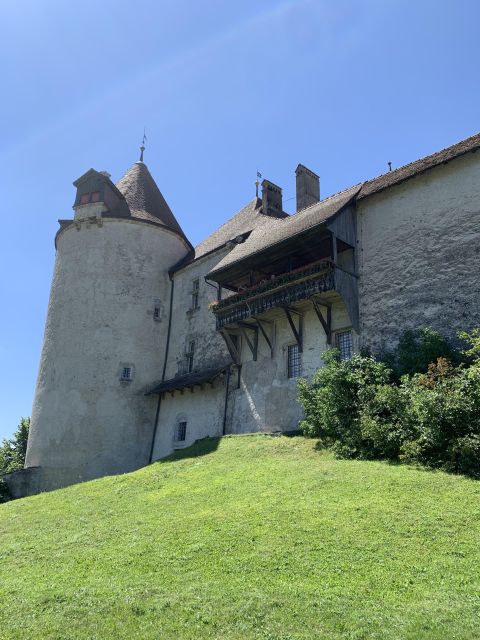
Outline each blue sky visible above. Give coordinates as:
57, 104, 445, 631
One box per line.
1, 0, 479, 440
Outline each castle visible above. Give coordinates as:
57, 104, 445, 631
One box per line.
8, 132, 480, 497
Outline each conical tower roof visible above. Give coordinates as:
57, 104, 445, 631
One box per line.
116, 161, 189, 243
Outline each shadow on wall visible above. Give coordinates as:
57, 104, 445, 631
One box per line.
160, 436, 221, 464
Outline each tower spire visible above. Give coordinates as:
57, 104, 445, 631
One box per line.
139, 128, 147, 162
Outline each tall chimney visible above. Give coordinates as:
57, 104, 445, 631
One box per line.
295, 164, 320, 212
261, 179, 283, 216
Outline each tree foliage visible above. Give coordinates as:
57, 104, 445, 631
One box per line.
298, 330, 480, 478
0, 417, 30, 503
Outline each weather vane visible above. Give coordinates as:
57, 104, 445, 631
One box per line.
139, 128, 147, 162
255, 169, 262, 197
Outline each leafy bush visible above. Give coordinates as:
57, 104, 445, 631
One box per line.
298, 350, 391, 459
299, 330, 480, 478
0, 417, 30, 503
382, 327, 461, 378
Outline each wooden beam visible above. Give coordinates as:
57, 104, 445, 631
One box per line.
331, 232, 338, 263
238, 323, 258, 361
311, 298, 332, 345
252, 317, 274, 357
220, 329, 241, 365
283, 307, 303, 352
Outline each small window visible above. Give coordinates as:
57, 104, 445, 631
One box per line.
335, 330, 353, 361
186, 340, 195, 373
176, 421, 187, 442
121, 366, 132, 381
191, 279, 199, 310
80, 193, 90, 205
91, 191, 100, 203
153, 306, 161, 321
287, 344, 302, 378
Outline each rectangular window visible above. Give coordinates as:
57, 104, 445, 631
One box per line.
287, 344, 302, 378
91, 191, 101, 203
186, 340, 195, 373
80, 193, 90, 205
335, 330, 353, 361
191, 279, 199, 310
153, 306, 161, 321
176, 421, 187, 442
121, 366, 132, 381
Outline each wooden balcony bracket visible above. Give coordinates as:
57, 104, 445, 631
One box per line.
252, 317, 274, 358
311, 298, 332, 345
220, 329, 242, 365
238, 322, 259, 361
282, 306, 304, 352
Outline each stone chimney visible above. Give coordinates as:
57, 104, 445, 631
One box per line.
261, 179, 283, 216
295, 164, 320, 212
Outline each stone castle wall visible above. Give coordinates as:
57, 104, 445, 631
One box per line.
26, 218, 189, 490
357, 152, 480, 354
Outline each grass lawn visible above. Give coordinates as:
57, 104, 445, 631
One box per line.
1, 434, 480, 639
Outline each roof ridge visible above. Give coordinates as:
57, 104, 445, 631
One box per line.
364, 131, 480, 186
294, 181, 364, 216
194, 197, 262, 250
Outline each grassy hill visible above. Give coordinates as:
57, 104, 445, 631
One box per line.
1, 434, 480, 640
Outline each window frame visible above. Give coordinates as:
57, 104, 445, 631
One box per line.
120, 366, 132, 381
191, 278, 200, 311
334, 329, 353, 361
287, 343, 302, 379
185, 340, 195, 373
175, 421, 187, 443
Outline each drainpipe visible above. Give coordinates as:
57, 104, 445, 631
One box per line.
149, 276, 175, 464
222, 366, 231, 436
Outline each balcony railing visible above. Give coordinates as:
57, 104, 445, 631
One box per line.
212, 259, 335, 329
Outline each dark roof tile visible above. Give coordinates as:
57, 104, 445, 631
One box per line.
116, 162, 190, 243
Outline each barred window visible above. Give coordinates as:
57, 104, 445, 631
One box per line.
287, 344, 302, 378
176, 421, 187, 442
121, 366, 132, 381
191, 279, 200, 310
335, 330, 353, 360
153, 306, 161, 321
186, 340, 195, 373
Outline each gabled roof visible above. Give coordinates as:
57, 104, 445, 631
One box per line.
209, 184, 360, 278
116, 161, 190, 244
358, 130, 480, 199
171, 197, 289, 274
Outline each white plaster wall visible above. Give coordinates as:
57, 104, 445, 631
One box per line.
228, 298, 353, 434
151, 382, 225, 460
156, 246, 354, 445
26, 218, 190, 489
164, 249, 233, 379
357, 152, 480, 353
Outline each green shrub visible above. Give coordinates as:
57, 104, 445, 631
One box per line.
0, 417, 30, 503
298, 330, 480, 479
298, 350, 391, 458
383, 327, 461, 378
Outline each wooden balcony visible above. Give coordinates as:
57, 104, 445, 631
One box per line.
212, 259, 337, 330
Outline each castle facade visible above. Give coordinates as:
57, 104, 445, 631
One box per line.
8, 132, 480, 496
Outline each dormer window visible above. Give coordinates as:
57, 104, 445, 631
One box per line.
79, 191, 101, 205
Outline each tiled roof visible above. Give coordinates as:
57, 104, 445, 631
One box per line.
358, 131, 480, 199
194, 197, 289, 258
146, 365, 229, 395
116, 162, 189, 243
171, 197, 289, 273
208, 131, 480, 277
209, 184, 361, 276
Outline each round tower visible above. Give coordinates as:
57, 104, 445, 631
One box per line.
24, 159, 191, 492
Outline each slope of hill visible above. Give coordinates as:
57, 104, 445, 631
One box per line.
1, 434, 480, 640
